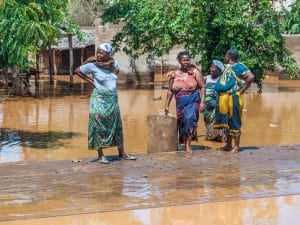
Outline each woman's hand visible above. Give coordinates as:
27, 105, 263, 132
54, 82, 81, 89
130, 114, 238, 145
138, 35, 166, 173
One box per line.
164, 106, 169, 115
239, 88, 245, 95
199, 101, 206, 112
171, 86, 181, 93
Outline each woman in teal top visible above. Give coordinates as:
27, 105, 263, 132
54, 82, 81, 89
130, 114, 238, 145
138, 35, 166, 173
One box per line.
75, 43, 137, 164
214, 49, 254, 153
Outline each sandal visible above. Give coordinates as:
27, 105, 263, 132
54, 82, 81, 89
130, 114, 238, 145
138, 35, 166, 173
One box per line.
97, 156, 110, 164
119, 154, 137, 160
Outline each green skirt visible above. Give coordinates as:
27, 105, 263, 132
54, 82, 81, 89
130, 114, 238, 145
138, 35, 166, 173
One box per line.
88, 89, 123, 149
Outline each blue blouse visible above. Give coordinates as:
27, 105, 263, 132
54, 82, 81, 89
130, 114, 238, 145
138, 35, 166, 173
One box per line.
215, 62, 250, 93
232, 63, 250, 77
79, 62, 119, 93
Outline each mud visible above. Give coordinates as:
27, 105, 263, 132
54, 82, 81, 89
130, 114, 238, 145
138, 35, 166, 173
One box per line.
0, 145, 300, 222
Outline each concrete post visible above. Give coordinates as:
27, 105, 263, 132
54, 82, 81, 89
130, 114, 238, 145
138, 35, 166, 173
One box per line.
147, 115, 178, 153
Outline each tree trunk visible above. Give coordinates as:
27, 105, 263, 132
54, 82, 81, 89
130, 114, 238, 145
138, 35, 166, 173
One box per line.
3, 68, 9, 89
48, 44, 54, 85
35, 53, 40, 86
68, 34, 74, 87
81, 48, 84, 64
9, 67, 20, 94
53, 49, 57, 76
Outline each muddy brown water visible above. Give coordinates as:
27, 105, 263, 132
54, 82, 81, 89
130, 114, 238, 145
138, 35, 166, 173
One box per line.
0, 76, 300, 224
0, 76, 299, 163
1, 195, 300, 225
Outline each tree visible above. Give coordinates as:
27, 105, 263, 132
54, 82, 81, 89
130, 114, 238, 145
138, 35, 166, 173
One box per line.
0, 0, 81, 87
281, 0, 300, 34
101, 0, 299, 89
69, 0, 110, 26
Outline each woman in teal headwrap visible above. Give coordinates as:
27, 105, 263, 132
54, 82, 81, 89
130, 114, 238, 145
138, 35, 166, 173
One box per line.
214, 49, 254, 153
75, 43, 137, 164
203, 60, 226, 142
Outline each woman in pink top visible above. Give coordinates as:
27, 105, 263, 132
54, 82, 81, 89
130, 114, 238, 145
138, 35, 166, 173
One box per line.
165, 51, 206, 153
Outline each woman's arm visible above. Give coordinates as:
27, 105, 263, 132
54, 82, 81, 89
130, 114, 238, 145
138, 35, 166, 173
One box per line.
75, 67, 95, 87
164, 78, 174, 115
94, 58, 120, 74
94, 59, 114, 71
239, 71, 254, 94
195, 69, 206, 112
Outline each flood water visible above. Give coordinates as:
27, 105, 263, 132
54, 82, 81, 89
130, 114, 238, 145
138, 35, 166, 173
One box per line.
1, 195, 300, 225
0, 76, 299, 163
0, 76, 300, 225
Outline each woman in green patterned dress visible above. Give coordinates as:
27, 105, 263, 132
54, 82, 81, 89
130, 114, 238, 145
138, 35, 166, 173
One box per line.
75, 43, 137, 164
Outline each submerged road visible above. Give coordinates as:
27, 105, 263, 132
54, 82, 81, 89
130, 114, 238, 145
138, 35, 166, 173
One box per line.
0, 145, 300, 224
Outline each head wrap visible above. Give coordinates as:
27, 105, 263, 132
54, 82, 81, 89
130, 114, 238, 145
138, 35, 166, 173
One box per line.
212, 60, 225, 73
99, 43, 113, 53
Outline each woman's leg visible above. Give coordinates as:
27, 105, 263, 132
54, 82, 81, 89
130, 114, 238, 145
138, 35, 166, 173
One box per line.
230, 94, 242, 153
97, 148, 104, 159
184, 127, 196, 153
97, 147, 110, 164
231, 134, 240, 153
219, 132, 232, 151
117, 144, 126, 157
185, 135, 193, 153
118, 144, 137, 160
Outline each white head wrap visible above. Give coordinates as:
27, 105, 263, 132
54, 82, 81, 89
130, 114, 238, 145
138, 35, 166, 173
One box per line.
212, 60, 225, 73
99, 43, 113, 53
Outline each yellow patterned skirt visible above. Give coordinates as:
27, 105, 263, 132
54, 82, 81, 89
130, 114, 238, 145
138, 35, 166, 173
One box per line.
213, 92, 243, 136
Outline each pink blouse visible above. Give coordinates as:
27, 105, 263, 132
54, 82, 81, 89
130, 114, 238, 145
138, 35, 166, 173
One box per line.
167, 67, 198, 92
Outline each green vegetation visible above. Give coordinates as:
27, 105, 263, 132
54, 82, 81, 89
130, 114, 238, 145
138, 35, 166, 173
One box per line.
69, 0, 108, 26
0, 0, 80, 70
0, 0, 298, 91
102, 0, 299, 86
281, 0, 300, 34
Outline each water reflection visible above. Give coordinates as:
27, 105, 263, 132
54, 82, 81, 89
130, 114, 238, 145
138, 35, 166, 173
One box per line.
0, 129, 82, 149
1, 144, 300, 222
0, 76, 299, 162
1, 195, 299, 225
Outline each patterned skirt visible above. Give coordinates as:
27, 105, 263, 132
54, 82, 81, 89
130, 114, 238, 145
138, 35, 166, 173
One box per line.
175, 91, 200, 144
204, 87, 226, 140
88, 89, 123, 149
214, 92, 244, 136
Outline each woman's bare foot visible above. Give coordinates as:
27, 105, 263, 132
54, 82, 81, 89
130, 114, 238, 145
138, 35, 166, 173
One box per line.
218, 145, 232, 151
185, 145, 192, 153
220, 135, 227, 143
231, 146, 240, 154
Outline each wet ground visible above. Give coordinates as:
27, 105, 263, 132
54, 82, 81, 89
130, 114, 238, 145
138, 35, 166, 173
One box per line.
0, 145, 300, 224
